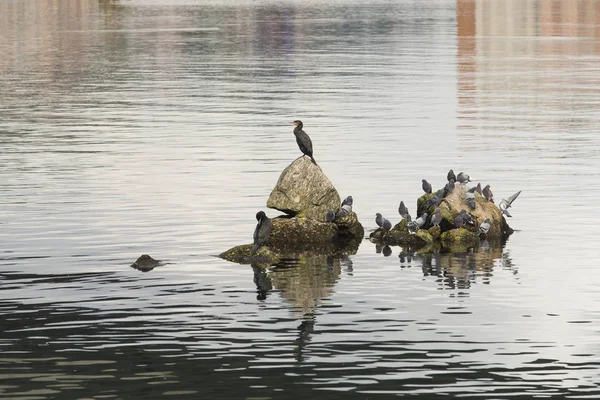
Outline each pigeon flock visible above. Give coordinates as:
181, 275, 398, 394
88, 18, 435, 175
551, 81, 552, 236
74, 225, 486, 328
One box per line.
373, 169, 522, 237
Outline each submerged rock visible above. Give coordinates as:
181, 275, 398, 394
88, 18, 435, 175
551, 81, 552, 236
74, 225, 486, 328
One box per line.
267, 157, 341, 222
131, 254, 161, 272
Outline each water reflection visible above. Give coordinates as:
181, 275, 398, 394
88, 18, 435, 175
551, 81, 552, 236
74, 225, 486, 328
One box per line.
2, 0, 600, 398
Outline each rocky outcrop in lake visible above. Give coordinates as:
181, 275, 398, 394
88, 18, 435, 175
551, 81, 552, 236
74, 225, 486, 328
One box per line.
370, 180, 516, 252
220, 158, 364, 265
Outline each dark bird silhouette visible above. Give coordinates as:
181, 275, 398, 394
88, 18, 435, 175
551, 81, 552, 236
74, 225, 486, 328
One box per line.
459, 209, 474, 225
375, 213, 384, 228
454, 214, 464, 229
252, 211, 273, 254
431, 208, 442, 227
483, 185, 494, 202
398, 201, 409, 220
382, 219, 392, 231
447, 169, 456, 182
325, 210, 336, 222
422, 179, 432, 194
443, 179, 455, 198
475, 183, 483, 196
428, 195, 442, 208
293, 120, 316, 165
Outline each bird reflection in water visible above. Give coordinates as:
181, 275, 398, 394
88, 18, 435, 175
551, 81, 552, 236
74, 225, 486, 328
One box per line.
249, 254, 345, 362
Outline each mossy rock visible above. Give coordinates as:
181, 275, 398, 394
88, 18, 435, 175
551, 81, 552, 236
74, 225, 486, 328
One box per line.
440, 228, 479, 251
416, 229, 434, 244
220, 213, 363, 266
218, 244, 280, 266
333, 212, 365, 242
427, 225, 441, 240
369, 225, 426, 248
417, 184, 508, 239
219, 241, 360, 266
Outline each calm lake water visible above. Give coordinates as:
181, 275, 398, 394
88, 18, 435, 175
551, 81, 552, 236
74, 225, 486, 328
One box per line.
2, 0, 600, 398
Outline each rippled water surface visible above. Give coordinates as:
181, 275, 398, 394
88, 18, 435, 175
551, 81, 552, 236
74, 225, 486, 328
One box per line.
2, 0, 600, 398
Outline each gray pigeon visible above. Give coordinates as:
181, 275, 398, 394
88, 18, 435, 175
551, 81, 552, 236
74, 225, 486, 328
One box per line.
479, 218, 491, 235
457, 172, 471, 184
459, 209, 474, 225
499, 190, 521, 218
428, 195, 442, 208
336, 202, 352, 217
447, 169, 456, 182
405, 213, 412, 224
431, 208, 442, 227
483, 185, 494, 202
468, 183, 482, 195
342, 195, 353, 206
422, 179, 432, 194
375, 213, 384, 228
252, 211, 273, 254
326, 210, 336, 222
454, 214, 464, 229
466, 191, 476, 210
382, 218, 392, 231
443, 179, 455, 198
398, 201, 409, 219
408, 212, 428, 233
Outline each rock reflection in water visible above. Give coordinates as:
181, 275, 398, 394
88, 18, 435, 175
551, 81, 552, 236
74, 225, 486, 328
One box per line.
420, 244, 517, 290
250, 255, 343, 362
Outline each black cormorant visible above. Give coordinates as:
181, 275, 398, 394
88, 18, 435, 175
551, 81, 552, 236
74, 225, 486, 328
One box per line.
252, 211, 273, 254
293, 120, 316, 165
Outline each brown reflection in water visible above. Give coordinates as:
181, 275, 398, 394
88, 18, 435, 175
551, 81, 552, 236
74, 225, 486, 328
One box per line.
420, 243, 513, 290
253, 257, 342, 363
456, 0, 600, 131
267, 256, 341, 317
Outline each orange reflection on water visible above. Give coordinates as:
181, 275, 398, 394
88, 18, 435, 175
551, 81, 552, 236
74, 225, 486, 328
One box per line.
456, 0, 600, 132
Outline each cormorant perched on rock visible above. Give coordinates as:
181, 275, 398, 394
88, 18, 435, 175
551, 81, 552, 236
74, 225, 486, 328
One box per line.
293, 120, 316, 165
252, 211, 273, 254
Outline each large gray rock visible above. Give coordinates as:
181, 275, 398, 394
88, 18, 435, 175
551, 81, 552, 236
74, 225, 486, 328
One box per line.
267, 157, 341, 222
